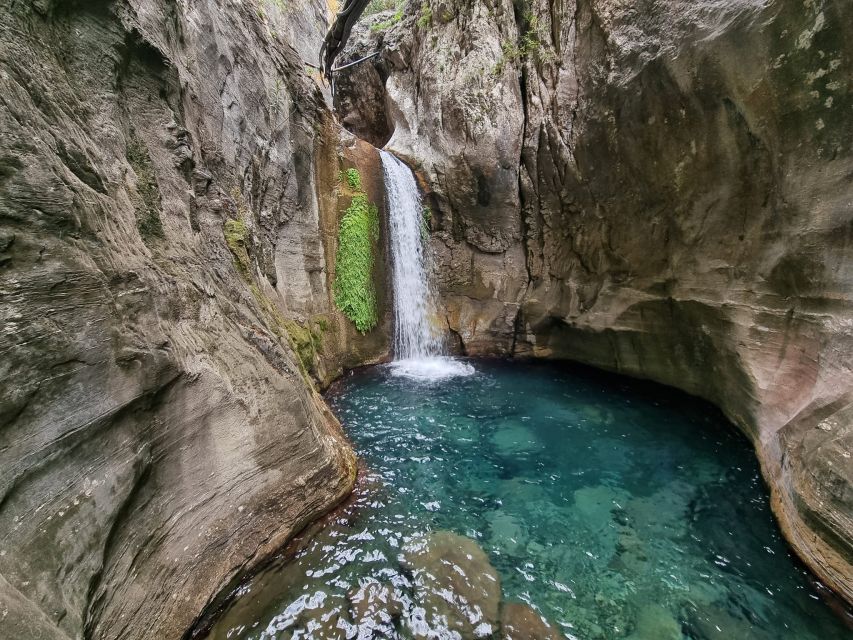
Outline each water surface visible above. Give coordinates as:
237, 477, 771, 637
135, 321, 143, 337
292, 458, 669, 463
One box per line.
207, 360, 850, 639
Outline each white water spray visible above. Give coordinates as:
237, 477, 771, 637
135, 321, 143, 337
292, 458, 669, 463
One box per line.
380, 150, 473, 380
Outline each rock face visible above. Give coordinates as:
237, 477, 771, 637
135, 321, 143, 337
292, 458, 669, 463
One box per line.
0, 1, 389, 639
338, 0, 853, 604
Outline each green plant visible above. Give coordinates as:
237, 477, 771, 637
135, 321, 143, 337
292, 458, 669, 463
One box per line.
493, 9, 554, 74
371, 5, 404, 31
334, 172, 380, 333
421, 205, 432, 241
364, 0, 398, 15
341, 167, 362, 191
417, 1, 432, 28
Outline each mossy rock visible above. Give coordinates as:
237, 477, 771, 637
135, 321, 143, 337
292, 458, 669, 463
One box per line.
127, 136, 164, 242
284, 320, 317, 373
224, 219, 250, 278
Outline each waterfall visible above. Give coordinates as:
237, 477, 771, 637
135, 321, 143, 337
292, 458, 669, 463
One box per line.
380, 150, 473, 380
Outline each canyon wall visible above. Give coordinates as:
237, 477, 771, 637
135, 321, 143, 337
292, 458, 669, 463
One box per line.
338, 0, 853, 604
1, 0, 850, 637
0, 1, 389, 638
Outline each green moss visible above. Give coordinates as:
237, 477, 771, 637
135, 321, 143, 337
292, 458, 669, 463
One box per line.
220, 188, 323, 384
421, 206, 432, 242
417, 1, 432, 28
229, 186, 251, 219
284, 320, 316, 373
364, 0, 398, 15
334, 188, 380, 333
126, 137, 163, 242
224, 219, 251, 278
247, 282, 319, 384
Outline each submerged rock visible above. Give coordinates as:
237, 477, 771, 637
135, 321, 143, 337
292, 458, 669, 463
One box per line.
489, 422, 544, 457
625, 605, 681, 640
485, 510, 527, 556
683, 603, 774, 640
347, 579, 404, 631
401, 531, 501, 638
499, 602, 562, 640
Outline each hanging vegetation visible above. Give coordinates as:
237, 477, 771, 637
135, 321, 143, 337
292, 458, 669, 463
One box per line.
334, 169, 380, 333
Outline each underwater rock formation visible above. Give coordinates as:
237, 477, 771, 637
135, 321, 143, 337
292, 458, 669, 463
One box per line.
337, 0, 853, 604
402, 531, 502, 637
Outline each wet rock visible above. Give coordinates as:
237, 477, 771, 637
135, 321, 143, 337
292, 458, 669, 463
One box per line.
572, 485, 632, 542
401, 531, 501, 638
489, 422, 543, 457
486, 511, 526, 556
273, 591, 354, 640
683, 604, 773, 640
500, 602, 561, 640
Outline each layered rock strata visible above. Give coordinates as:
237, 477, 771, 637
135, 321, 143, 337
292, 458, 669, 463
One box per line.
0, 1, 388, 638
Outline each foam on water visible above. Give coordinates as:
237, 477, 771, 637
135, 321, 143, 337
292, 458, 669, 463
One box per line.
388, 356, 476, 381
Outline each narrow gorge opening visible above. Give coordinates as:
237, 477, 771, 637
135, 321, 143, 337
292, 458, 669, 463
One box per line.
200, 29, 852, 633
2, 0, 851, 639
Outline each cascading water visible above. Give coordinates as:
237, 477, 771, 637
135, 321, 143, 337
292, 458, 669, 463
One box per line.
380, 150, 473, 380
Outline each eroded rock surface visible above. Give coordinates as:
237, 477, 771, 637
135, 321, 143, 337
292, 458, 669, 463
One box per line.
0, 1, 388, 638
338, 0, 853, 604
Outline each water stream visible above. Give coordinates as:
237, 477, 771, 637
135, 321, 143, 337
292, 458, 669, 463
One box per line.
379, 150, 472, 381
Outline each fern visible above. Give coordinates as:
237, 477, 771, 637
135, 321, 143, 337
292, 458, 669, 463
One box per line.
334, 170, 380, 333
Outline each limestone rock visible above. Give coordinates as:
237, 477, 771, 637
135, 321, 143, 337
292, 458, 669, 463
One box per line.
0, 1, 384, 639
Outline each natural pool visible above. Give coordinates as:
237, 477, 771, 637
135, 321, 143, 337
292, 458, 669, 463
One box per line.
206, 360, 850, 639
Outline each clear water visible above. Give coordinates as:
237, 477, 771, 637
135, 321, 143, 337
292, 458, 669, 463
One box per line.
205, 360, 851, 640
380, 151, 473, 381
